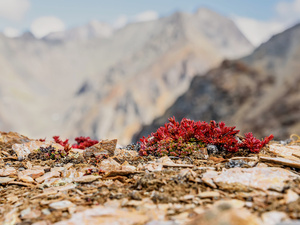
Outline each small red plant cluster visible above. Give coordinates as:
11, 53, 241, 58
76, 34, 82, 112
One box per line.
139, 117, 274, 157
72, 136, 99, 149
53, 136, 69, 147
52, 136, 98, 150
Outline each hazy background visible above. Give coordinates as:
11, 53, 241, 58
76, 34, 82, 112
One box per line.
0, 0, 299, 144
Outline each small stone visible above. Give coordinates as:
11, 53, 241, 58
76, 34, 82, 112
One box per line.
187, 207, 259, 225
74, 175, 101, 183
41, 208, 51, 216
19, 175, 35, 183
51, 167, 65, 173
7, 195, 18, 203
198, 191, 220, 199
285, 189, 299, 204
192, 147, 208, 159
121, 161, 136, 171
20, 207, 41, 219
179, 168, 197, 179
99, 158, 121, 172
214, 199, 245, 209
261, 211, 288, 225
180, 195, 194, 201
50, 200, 75, 210
207, 144, 218, 154
157, 156, 175, 165
18, 169, 45, 179
35, 171, 60, 183
245, 202, 253, 208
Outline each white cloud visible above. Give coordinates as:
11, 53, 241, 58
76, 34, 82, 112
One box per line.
232, 0, 300, 46
276, 0, 300, 23
3, 27, 21, 37
30, 16, 65, 38
113, 15, 128, 29
0, 0, 30, 21
233, 16, 286, 46
133, 10, 158, 23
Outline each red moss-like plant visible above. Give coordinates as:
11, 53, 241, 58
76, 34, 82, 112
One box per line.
139, 117, 273, 157
52, 136, 98, 150
53, 136, 69, 147
72, 136, 99, 149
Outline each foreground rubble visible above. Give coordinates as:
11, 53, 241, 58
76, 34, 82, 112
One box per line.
0, 131, 300, 225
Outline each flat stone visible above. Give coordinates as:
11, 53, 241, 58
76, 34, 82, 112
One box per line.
20, 207, 41, 219
51, 167, 66, 173
18, 169, 45, 179
269, 144, 300, 161
99, 158, 121, 172
19, 175, 35, 183
213, 199, 245, 209
201, 171, 219, 188
198, 191, 220, 199
187, 206, 260, 225
121, 161, 136, 171
261, 211, 288, 225
43, 183, 77, 193
84, 139, 117, 157
260, 157, 300, 169
0, 177, 16, 184
144, 163, 163, 172
74, 175, 101, 183
156, 156, 175, 165
207, 167, 299, 192
114, 148, 138, 161
53, 206, 149, 225
49, 200, 75, 210
0, 167, 17, 176
35, 171, 60, 183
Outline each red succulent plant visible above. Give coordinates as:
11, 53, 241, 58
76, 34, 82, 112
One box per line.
139, 117, 273, 157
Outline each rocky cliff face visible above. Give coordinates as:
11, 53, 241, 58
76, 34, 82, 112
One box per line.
134, 23, 300, 141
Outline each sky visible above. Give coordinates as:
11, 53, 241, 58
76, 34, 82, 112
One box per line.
0, 0, 300, 46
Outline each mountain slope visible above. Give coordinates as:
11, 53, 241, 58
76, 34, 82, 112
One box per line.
134, 23, 300, 141
0, 9, 252, 142
61, 9, 253, 144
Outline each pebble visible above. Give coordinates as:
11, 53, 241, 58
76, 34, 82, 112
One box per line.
49, 200, 75, 210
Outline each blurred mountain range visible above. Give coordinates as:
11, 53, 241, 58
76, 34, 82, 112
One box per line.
0, 8, 264, 144
135, 23, 300, 141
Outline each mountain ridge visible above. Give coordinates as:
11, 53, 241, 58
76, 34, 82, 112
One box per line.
134, 22, 300, 141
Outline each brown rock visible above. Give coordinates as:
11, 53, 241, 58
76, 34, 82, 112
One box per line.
99, 158, 121, 172
18, 169, 45, 179
84, 139, 117, 158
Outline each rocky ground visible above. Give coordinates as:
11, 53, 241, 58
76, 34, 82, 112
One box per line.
0, 131, 300, 225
